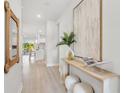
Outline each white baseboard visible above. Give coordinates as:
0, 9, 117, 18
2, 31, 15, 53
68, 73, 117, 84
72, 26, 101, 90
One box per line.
47, 63, 59, 67
18, 83, 23, 93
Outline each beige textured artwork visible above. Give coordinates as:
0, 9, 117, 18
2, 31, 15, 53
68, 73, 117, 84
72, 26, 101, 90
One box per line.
74, 0, 102, 61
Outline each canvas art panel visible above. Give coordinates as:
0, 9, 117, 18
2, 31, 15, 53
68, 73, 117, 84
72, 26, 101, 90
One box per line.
73, 0, 102, 61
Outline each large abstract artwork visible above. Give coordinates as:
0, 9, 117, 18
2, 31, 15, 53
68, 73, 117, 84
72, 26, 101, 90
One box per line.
73, 0, 102, 61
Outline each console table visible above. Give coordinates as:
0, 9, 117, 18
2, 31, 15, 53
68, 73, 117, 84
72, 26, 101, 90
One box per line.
64, 59, 119, 93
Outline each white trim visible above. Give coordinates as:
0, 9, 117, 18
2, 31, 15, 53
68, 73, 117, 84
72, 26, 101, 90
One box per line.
47, 63, 59, 67
18, 83, 23, 93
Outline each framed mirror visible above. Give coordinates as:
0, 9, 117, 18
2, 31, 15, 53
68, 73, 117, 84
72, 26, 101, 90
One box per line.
4, 1, 19, 73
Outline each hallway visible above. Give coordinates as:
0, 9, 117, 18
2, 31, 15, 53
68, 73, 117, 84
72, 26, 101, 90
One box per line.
22, 59, 66, 93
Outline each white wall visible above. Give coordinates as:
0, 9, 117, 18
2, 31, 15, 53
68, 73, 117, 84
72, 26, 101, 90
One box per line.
4, 0, 23, 93
100, 0, 120, 75
58, 0, 120, 75
46, 21, 59, 66
23, 23, 46, 41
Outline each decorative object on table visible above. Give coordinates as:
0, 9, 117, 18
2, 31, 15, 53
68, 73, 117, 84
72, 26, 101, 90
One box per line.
73, 0, 102, 61
4, 0, 20, 73
57, 32, 76, 60
74, 55, 108, 67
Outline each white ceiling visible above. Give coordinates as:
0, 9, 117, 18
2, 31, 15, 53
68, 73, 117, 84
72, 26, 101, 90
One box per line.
22, 0, 72, 25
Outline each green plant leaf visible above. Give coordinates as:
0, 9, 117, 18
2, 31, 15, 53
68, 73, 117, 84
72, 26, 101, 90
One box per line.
23, 42, 34, 51
56, 41, 66, 46
64, 32, 68, 39
68, 32, 74, 42
56, 32, 76, 47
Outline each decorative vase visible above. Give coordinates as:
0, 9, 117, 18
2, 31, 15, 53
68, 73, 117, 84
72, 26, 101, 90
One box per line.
66, 47, 74, 60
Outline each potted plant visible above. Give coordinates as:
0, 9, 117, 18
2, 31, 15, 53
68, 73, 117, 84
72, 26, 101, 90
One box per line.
57, 32, 76, 60
23, 42, 34, 60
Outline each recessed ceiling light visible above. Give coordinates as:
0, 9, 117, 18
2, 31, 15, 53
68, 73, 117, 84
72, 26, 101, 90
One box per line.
37, 14, 41, 18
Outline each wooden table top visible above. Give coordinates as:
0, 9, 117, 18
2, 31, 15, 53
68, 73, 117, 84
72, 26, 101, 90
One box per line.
64, 59, 119, 81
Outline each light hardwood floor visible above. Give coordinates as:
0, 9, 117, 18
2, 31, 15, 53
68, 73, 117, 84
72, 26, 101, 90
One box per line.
22, 59, 66, 93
